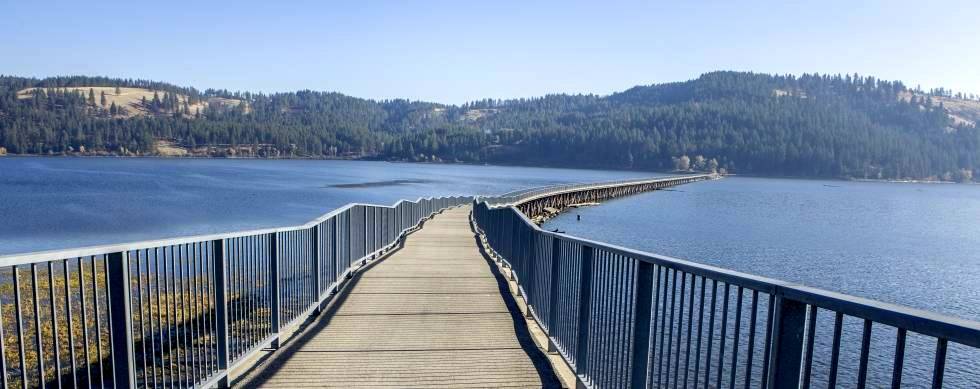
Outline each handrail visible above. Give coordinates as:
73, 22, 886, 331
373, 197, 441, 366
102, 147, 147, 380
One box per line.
480, 174, 715, 206
471, 179, 980, 388
0, 194, 473, 388
0, 197, 457, 265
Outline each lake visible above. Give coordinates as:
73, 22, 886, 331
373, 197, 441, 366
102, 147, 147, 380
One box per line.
0, 157, 651, 255
544, 176, 980, 387
3, 158, 978, 386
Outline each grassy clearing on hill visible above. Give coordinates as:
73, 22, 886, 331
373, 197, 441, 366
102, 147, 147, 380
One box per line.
16, 86, 244, 118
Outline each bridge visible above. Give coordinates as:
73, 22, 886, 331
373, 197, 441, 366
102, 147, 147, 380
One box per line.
0, 173, 978, 388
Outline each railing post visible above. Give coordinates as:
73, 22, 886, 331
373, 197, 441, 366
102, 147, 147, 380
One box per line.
269, 232, 281, 348
547, 236, 562, 352
363, 207, 369, 259
574, 245, 594, 388
212, 239, 231, 388
312, 224, 322, 312
332, 217, 340, 292
767, 294, 806, 388
106, 251, 136, 388
629, 261, 655, 389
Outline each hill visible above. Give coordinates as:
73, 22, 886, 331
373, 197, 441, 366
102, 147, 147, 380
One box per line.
16, 86, 245, 119
0, 72, 977, 181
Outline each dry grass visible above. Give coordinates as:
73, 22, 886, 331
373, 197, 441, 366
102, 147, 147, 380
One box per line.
154, 140, 189, 157
462, 108, 497, 121
16, 87, 245, 119
898, 91, 980, 127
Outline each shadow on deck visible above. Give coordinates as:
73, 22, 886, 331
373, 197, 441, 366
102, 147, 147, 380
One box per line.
238, 207, 560, 388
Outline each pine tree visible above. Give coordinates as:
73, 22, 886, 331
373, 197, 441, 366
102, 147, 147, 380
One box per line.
88, 88, 96, 105
115, 86, 121, 95
152, 91, 161, 112
100, 91, 107, 107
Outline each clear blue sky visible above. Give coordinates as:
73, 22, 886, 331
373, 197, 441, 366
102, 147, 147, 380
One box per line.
3, 0, 979, 103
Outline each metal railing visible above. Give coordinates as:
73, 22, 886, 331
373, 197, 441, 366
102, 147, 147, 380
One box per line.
472, 186, 980, 388
481, 174, 715, 206
0, 195, 471, 388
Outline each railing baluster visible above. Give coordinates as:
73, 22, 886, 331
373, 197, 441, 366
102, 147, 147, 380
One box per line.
135, 251, 149, 387
13, 266, 28, 389
715, 283, 729, 389
45, 261, 61, 389
647, 266, 662, 389
152, 249, 165, 387
656, 269, 672, 388
728, 286, 743, 389
802, 306, 818, 389
827, 311, 844, 388
682, 275, 695, 388
95, 256, 109, 389
672, 271, 686, 389
743, 290, 758, 389
62, 259, 77, 389
702, 279, 717, 388
78, 257, 93, 388
30, 264, 45, 389
693, 276, 706, 389
857, 319, 873, 389
891, 328, 906, 389
759, 294, 775, 389
313, 225, 322, 312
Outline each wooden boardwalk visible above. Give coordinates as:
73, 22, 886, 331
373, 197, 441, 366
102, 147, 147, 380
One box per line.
241, 206, 560, 388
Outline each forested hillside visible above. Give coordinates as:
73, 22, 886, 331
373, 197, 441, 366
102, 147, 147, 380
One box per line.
1, 72, 978, 181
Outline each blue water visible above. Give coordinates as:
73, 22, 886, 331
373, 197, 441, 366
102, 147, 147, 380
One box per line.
4, 159, 979, 386
0, 157, 651, 255
545, 176, 980, 387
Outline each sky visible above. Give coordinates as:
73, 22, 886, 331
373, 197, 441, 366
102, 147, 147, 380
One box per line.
3, 0, 979, 104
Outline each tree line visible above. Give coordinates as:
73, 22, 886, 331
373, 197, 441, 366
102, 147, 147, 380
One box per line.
0, 72, 977, 181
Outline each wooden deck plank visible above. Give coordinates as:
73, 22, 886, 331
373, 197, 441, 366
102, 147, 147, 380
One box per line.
242, 206, 559, 388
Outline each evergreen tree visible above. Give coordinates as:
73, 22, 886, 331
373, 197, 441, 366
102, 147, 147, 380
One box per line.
0, 72, 976, 182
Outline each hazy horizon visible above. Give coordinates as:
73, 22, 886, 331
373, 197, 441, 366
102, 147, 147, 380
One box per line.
3, 1, 980, 103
